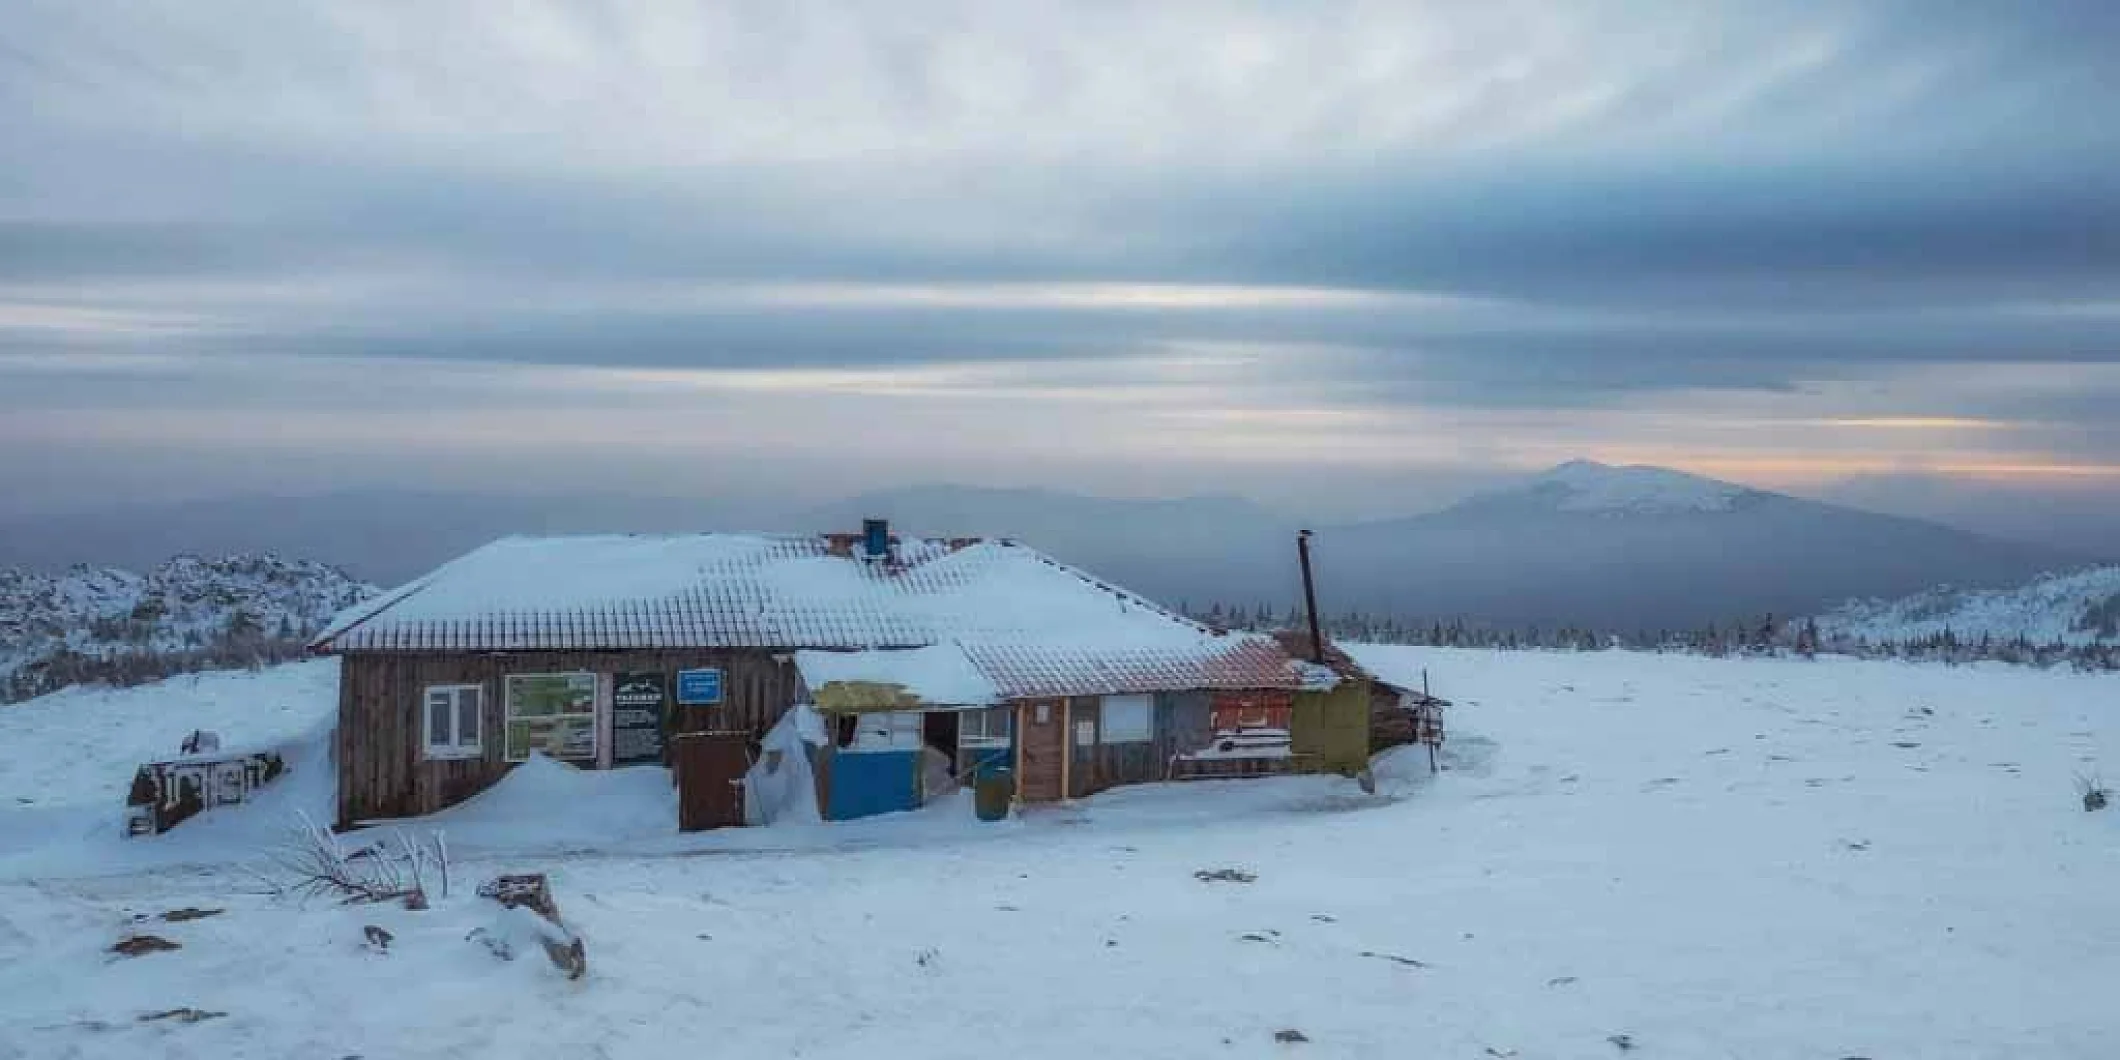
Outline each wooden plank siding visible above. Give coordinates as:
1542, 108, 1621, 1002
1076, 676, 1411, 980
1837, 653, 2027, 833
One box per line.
1157, 691, 1214, 764
1078, 735, 1163, 791
335, 648, 799, 827
341, 641, 1303, 820
1066, 696, 1167, 793
1012, 698, 1067, 803
1018, 691, 1218, 801
1067, 697, 1101, 797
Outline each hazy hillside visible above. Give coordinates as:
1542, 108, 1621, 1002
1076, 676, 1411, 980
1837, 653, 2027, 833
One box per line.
1311, 461, 2084, 630
0, 555, 374, 702
811, 464, 2084, 630
0, 464, 2090, 634
0, 491, 788, 585
1815, 565, 2120, 647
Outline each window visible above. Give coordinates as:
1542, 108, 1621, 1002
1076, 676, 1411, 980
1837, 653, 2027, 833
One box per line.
959, 706, 1011, 748
504, 672, 599, 762
846, 710, 923, 753
422, 685, 483, 760
1101, 694, 1153, 743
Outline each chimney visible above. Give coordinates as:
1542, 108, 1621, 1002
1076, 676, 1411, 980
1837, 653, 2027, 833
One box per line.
1296, 529, 1325, 664
861, 518, 890, 561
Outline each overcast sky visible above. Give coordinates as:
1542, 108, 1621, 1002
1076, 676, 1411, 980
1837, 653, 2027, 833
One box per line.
2, 1, 2116, 546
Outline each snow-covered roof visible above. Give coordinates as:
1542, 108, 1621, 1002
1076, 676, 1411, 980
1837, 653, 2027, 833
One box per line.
795, 644, 999, 708
313, 534, 1299, 697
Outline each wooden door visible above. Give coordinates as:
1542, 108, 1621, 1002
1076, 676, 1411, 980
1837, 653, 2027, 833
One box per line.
673, 731, 752, 831
1068, 698, 1102, 798
1014, 699, 1066, 803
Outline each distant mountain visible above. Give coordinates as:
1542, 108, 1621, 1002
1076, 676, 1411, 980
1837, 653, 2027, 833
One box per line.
0, 555, 375, 702
791, 467, 2085, 629
1814, 565, 2120, 647
1312, 461, 2086, 629
0, 464, 2090, 638
1460, 459, 1757, 515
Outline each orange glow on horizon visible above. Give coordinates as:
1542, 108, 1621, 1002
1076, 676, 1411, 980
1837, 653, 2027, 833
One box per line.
1558, 453, 2120, 485
1815, 417, 2016, 430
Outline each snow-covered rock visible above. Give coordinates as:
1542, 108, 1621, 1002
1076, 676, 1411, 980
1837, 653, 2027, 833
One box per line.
1815, 565, 2120, 647
0, 554, 374, 701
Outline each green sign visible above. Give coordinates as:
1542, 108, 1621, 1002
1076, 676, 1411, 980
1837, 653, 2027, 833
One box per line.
504, 672, 597, 762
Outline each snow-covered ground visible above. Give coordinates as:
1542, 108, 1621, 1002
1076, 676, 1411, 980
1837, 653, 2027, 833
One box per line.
2, 649, 2115, 1058
0, 660, 339, 873
0, 659, 337, 809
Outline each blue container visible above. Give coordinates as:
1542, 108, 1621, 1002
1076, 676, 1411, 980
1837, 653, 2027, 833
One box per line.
827, 750, 920, 821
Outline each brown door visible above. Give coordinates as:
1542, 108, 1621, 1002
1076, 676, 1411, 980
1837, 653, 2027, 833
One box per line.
673, 731, 752, 831
1014, 699, 1066, 803
1068, 697, 1102, 798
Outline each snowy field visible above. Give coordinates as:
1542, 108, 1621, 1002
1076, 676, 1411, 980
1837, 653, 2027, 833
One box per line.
1, 649, 2116, 1059
0, 660, 338, 870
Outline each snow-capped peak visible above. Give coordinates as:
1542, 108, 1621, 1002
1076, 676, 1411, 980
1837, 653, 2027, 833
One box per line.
1516, 460, 1753, 514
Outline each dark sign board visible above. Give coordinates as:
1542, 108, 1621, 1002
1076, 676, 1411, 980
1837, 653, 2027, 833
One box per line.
676, 667, 724, 707
611, 671, 669, 766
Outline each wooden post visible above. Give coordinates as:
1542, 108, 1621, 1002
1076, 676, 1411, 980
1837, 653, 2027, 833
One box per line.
1013, 703, 1026, 801
1423, 670, 1438, 774
1058, 699, 1073, 800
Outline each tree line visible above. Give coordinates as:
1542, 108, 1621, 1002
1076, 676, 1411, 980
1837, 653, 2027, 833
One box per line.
2, 609, 317, 704
1179, 601, 2120, 673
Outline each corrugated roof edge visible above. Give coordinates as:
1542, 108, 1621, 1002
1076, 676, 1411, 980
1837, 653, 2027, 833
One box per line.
308, 574, 438, 655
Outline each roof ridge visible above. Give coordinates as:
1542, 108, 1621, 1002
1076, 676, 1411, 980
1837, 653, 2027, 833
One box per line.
308, 576, 437, 651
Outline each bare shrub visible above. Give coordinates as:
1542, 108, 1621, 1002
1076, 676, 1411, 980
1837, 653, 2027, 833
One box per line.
2076, 772, 2110, 813
258, 812, 451, 906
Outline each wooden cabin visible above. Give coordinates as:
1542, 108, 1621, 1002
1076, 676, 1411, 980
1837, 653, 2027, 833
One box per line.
310, 525, 1307, 830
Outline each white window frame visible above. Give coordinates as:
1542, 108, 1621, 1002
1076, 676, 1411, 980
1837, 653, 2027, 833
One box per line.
422, 684, 484, 760
959, 706, 1011, 748
1101, 694, 1154, 743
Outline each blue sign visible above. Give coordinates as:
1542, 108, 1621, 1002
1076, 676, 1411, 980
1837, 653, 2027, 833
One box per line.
676, 668, 724, 706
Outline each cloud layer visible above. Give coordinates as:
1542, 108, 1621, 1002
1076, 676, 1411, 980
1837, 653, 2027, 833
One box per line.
2, 0, 2115, 534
